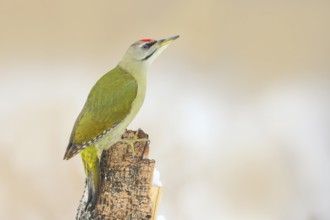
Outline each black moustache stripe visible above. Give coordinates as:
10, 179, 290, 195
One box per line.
142, 49, 157, 61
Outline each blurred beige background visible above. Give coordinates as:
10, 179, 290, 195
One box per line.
1, 0, 330, 219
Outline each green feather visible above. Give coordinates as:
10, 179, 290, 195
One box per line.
64, 66, 138, 159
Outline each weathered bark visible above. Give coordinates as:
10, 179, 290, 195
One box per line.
76, 129, 158, 220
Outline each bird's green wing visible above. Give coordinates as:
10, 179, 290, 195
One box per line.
64, 66, 138, 159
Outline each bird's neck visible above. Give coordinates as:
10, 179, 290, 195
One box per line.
118, 57, 147, 113
118, 58, 147, 83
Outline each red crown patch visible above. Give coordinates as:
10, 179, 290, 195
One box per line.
139, 39, 153, 43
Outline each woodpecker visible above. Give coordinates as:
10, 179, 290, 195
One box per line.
63, 35, 179, 209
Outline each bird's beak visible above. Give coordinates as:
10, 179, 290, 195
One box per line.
157, 35, 180, 47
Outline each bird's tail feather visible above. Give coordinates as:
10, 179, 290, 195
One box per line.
81, 146, 100, 210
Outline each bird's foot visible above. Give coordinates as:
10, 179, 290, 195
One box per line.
120, 138, 149, 158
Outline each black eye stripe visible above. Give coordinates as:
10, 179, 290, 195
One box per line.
142, 41, 156, 49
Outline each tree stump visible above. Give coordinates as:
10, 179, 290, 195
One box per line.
76, 129, 160, 220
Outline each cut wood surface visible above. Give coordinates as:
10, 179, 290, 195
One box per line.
76, 129, 159, 220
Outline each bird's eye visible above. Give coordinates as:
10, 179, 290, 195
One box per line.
142, 43, 150, 49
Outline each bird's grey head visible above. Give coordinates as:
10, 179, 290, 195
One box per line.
119, 35, 179, 71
